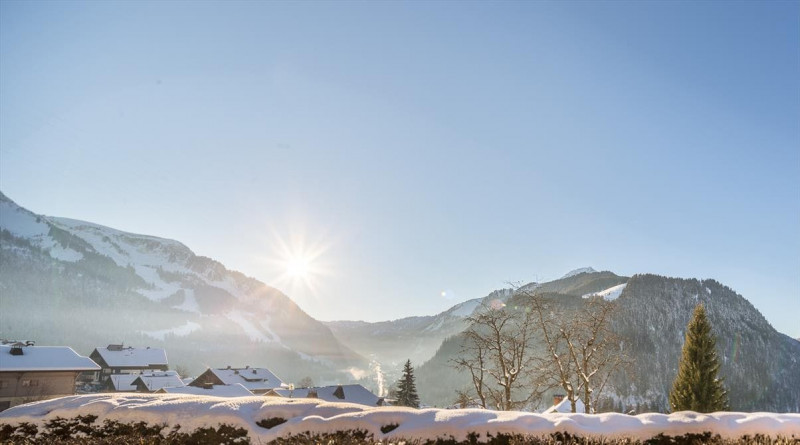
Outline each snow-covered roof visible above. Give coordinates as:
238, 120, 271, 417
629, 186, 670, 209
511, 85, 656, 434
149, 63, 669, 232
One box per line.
131, 371, 184, 392
544, 396, 587, 414
92, 346, 168, 368
206, 367, 284, 391
269, 384, 382, 406
0, 345, 100, 372
109, 374, 138, 392
158, 383, 253, 397
1, 394, 797, 443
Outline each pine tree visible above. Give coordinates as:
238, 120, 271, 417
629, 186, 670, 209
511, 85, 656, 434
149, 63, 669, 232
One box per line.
669, 303, 729, 412
395, 359, 420, 408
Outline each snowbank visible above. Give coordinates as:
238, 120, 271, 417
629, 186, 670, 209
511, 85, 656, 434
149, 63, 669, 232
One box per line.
0, 394, 798, 442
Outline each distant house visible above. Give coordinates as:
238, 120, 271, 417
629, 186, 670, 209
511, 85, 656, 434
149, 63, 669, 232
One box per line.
157, 383, 254, 397
89, 344, 168, 384
100, 366, 181, 394
266, 384, 384, 407
188, 366, 284, 395
130, 371, 184, 393
543, 394, 586, 414
0, 343, 100, 412
106, 374, 138, 392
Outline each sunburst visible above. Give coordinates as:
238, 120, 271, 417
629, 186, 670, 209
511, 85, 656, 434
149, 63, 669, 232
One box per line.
257, 224, 334, 299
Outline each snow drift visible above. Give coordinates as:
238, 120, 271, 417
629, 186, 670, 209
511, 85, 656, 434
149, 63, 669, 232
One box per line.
1, 394, 798, 443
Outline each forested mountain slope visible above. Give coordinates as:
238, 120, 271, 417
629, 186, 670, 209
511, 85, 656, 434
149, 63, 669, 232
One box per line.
415, 272, 800, 412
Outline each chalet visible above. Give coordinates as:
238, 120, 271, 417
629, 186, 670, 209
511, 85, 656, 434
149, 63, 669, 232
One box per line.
157, 383, 254, 397
188, 366, 284, 395
543, 394, 587, 413
0, 342, 100, 412
266, 384, 384, 407
89, 344, 168, 384
130, 371, 184, 393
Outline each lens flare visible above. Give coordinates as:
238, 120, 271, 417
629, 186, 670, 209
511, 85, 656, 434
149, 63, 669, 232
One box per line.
286, 257, 310, 279
731, 332, 741, 364
254, 222, 336, 306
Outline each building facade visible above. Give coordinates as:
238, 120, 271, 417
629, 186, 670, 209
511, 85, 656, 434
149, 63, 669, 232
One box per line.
0, 343, 99, 411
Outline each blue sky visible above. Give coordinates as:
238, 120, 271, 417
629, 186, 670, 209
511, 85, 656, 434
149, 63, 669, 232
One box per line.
1, 1, 798, 336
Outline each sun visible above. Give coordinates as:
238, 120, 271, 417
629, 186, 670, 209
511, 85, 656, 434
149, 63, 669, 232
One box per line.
257, 225, 333, 298
286, 256, 310, 279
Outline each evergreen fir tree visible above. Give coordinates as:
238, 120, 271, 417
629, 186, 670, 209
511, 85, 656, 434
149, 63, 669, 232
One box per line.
394, 359, 420, 408
669, 303, 729, 412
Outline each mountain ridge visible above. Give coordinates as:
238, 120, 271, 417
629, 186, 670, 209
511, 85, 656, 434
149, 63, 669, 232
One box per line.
2, 191, 797, 411
0, 191, 368, 385
413, 272, 800, 411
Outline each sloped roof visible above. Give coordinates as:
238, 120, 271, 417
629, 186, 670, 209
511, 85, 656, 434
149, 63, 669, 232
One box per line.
269, 384, 382, 406
109, 374, 138, 391
544, 397, 587, 414
158, 383, 254, 397
0, 345, 100, 372
208, 367, 284, 391
93, 346, 168, 368
131, 371, 184, 392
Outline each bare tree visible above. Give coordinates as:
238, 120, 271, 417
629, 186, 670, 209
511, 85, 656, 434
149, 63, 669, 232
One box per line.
568, 296, 629, 413
173, 364, 191, 379
451, 299, 546, 411
452, 326, 488, 408
521, 288, 630, 413
524, 291, 580, 412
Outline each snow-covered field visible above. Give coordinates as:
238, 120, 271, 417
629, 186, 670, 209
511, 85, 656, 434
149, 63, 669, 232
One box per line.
583, 283, 627, 301
1, 394, 798, 442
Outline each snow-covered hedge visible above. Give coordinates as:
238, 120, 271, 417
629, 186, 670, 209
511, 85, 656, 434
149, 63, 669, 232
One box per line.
0, 394, 798, 444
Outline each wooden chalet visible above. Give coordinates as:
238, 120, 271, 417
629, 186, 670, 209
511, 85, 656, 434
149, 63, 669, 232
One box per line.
0, 342, 99, 412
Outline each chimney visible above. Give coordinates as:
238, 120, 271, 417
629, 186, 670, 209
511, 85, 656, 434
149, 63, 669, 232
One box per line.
9, 343, 24, 356
553, 394, 565, 406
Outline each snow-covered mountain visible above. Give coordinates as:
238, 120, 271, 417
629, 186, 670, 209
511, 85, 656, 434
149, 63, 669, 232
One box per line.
325, 289, 513, 374
326, 271, 628, 387
3, 192, 797, 411
0, 192, 366, 383
412, 271, 800, 411
607, 274, 800, 412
